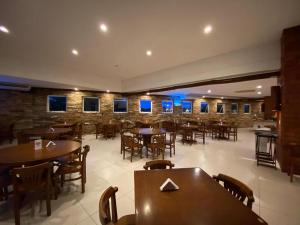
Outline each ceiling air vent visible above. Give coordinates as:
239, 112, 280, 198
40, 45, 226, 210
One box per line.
0, 82, 31, 91
235, 89, 255, 93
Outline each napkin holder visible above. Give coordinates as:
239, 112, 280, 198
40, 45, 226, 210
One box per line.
34, 139, 42, 150
160, 178, 179, 192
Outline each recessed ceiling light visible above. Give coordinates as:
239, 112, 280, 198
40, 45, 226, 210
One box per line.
256, 85, 262, 89
74, 88, 79, 91
71, 49, 79, 56
257, 91, 262, 95
100, 23, 108, 32
146, 50, 152, 56
202, 95, 205, 98
221, 97, 224, 99
146, 92, 150, 95
0, 25, 9, 33
207, 90, 212, 93
106, 90, 110, 93
204, 25, 212, 34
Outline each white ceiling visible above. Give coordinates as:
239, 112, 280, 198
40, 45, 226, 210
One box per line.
0, 0, 299, 91
154, 77, 278, 98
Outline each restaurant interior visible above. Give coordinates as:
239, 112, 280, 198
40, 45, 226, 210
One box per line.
0, 1, 300, 225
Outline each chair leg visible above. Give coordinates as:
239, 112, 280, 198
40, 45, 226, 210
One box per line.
46, 190, 51, 216
60, 175, 65, 187
130, 150, 133, 162
290, 164, 294, 182
14, 193, 20, 225
123, 149, 125, 159
81, 176, 85, 193
173, 145, 175, 155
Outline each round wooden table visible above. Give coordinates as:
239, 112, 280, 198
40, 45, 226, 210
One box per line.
52, 122, 77, 128
22, 127, 72, 139
132, 128, 166, 147
0, 140, 81, 166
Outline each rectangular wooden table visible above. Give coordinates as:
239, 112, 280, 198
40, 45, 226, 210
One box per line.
134, 168, 267, 225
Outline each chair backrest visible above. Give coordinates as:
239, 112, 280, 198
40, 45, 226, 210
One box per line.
143, 160, 175, 170
213, 173, 255, 209
152, 134, 166, 149
99, 186, 119, 225
75, 122, 83, 139
11, 162, 52, 192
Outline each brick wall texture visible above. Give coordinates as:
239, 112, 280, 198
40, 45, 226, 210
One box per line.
0, 87, 264, 135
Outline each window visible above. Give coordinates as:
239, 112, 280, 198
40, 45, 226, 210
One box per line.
114, 98, 128, 113
162, 100, 173, 113
216, 103, 225, 114
83, 97, 99, 113
47, 95, 67, 112
231, 103, 238, 114
200, 102, 209, 113
139, 99, 152, 113
244, 104, 251, 114
182, 101, 192, 113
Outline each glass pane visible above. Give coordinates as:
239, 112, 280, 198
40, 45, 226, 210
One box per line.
217, 103, 224, 113
84, 98, 99, 112
244, 104, 250, 113
140, 99, 152, 113
200, 102, 209, 113
231, 103, 238, 113
162, 100, 173, 113
182, 101, 192, 113
49, 96, 67, 111
114, 99, 128, 112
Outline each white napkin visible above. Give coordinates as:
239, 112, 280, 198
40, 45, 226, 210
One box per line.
160, 178, 179, 192
46, 141, 56, 148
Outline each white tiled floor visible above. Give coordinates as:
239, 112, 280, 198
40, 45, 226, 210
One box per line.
0, 128, 299, 225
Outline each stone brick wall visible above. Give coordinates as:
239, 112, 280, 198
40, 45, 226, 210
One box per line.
0, 87, 264, 134
0, 88, 263, 132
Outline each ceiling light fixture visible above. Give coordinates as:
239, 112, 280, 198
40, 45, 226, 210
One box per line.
100, 23, 108, 32
146, 92, 150, 95
221, 97, 224, 99
106, 90, 110, 93
146, 50, 152, 56
74, 88, 79, 91
204, 25, 212, 34
0, 25, 9, 33
202, 95, 205, 98
207, 90, 212, 93
257, 91, 262, 95
256, 85, 262, 89
71, 49, 79, 56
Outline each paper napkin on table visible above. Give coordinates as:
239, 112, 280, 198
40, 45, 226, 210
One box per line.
160, 178, 179, 192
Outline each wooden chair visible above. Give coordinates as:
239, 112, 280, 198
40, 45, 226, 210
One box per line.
213, 173, 255, 209
287, 144, 300, 182
228, 126, 238, 141
99, 186, 135, 225
194, 124, 206, 144
54, 145, 90, 193
102, 124, 116, 139
0, 166, 11, 201
165, 132, 176, 157
122, 134, 142, 162
0, 122, 14, 144
146, 134, 166, 159
11, 162, 53, 225
95, 122, 103, 139
143, 160, 175, 170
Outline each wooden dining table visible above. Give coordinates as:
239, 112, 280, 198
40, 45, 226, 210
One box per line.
52, 122, 77, 129
134, 168, 267, 225
180, 124, 198, 144
132, 128, 166, 147
0, 140, 81, 166
22, 127, 72, 140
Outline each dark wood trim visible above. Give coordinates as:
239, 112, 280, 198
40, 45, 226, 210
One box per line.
123, 71, 280, 96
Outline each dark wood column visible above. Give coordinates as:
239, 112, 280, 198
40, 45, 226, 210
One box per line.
278, 25, 300, 172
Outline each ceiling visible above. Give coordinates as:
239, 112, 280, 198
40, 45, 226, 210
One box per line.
0, 0, 299, 91
154, 77, 278, 99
